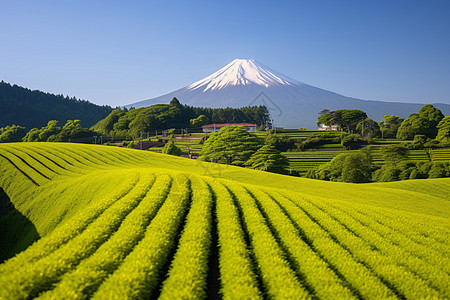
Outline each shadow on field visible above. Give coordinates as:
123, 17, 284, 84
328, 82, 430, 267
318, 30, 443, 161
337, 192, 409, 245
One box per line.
0, 187, 40, 263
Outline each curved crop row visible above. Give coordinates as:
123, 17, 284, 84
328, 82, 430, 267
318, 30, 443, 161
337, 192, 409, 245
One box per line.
226, 183, 309, 299
334, 200, 450, 254
0, 172, 155, 299
270, 191, 396, 299
329, 199, 450, 273
246, 186, 356, 299
304, 196, 449, 297
37, 174, 172, 299
92, 174, 191, 299
280, 191, 443, 299
0, 172, 139, 273
205, 178, 261, 300
159, 176, 213, 299
0, 143, 448, 299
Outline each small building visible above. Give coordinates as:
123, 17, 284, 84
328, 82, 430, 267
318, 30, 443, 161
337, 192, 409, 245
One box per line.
202, 123, 257, 133
318, 123, 338, 131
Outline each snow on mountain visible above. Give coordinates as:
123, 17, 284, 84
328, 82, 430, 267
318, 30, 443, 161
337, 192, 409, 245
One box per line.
186, 59, 299, 91
127, 59, 450, 129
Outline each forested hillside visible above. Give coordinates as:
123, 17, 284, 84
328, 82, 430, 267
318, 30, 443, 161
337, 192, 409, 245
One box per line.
92, 98, 270, 137
0, 81, 113, 129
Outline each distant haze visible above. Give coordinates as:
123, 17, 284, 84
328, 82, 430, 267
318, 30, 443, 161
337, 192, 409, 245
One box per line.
127, 59, 450, 129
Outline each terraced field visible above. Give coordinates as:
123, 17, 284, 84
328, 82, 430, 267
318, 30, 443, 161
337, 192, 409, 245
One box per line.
0, 143, 449, 299
285, 148, 450, 175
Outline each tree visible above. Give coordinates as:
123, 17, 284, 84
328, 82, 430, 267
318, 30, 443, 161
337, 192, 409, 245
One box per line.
317, 109, 367, 133
317, 109, 332, 126
341, 134, 363, 150
396, 114, 428, 140
341, 153, 372, 183
190, 115, 209, 127
55, 120, 95, 142
436, 116, 450, 144
382, 145, 409, 163
306, 151, 371, 183
245, 145, 289, 173
162, 141, 182, 156
357, 118, 380, 138
264, 133, 295, 152
22, 128, 40, 142
378, 115, 402, 138
412, 134, 428, 149
169, 97, 182, 108
200, 126, 263, 166
0, 125, 26, 142
418, 104, 444, 138
397, 105, 444, 140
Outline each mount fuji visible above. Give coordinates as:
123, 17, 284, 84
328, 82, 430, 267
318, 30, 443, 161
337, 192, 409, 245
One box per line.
127, 59, 450, 129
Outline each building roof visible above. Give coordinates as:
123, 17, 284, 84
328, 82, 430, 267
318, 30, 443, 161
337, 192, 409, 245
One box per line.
202, 123, 257, 128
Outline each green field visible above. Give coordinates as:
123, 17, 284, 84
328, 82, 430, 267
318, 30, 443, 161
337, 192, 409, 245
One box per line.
0, 143, 449, 299
285, 147, 450, 175
149, 131, 450, 175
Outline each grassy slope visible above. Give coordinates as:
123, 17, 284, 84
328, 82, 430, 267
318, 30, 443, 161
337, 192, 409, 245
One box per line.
0, 142, 449, 299
1, 143, 448, 237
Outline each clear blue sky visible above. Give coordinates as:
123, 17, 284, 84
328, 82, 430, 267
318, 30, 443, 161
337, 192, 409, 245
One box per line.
1, 0, 449, 107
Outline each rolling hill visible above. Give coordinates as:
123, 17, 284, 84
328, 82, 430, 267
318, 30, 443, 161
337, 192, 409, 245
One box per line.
0, 143, 449, 299
127, 59, 450, 129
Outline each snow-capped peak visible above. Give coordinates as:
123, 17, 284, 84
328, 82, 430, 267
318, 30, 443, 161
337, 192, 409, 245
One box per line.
186, 59, 300, 92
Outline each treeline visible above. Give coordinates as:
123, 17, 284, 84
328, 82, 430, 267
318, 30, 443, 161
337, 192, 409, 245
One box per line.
0, 120, 96, 143
316, 104, 450, 145
0, 81, 113, 129
92, 98, 270, 138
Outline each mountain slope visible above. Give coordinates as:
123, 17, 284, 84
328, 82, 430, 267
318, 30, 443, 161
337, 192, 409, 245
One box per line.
0, 81, 113, 129
0, 143, 448, 298
127, 59, 450, 129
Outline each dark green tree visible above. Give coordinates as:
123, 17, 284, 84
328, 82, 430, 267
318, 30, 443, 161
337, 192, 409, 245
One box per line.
190, 115, 209, 127
244, 145, 289, 173
317, 109, 367, 133
200, 126, 263, 166
341, 134, 363, 150
162, 141, 182, 156
357, 118, 380, 138
0, 125, 26, 142
378, 115, 403, 138
38, 120, 62, 142
436, 116, 450, 144
396, 114, 428, 140
306, 151, 371, 183
341, 153, 372, 183
397, 105, 444, 140
382, 145, 410, 163
91, 109, 126, 135
418, 104, 444, 138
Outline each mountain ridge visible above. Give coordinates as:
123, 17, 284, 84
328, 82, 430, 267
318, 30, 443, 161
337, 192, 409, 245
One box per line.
127, 59, 450, 129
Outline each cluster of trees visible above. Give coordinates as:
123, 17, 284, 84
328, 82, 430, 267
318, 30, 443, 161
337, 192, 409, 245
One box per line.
396, 104, 445, 140
0, 81, 113, 129
306, 144, 450, 183
200, 126, 289, 174
318, 109, 367, 133
22, 120, 96, 142
317, 104, 450, 145
305, 150, 373, 183
92, 98, 270, 138
0, 125, 27, 143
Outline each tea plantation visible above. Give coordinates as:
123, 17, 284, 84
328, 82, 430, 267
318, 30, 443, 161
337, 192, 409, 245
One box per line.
0, 143, 448, 299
